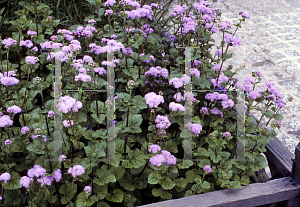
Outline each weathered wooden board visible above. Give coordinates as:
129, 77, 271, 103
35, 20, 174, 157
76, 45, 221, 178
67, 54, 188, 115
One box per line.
138, 176, 300, 207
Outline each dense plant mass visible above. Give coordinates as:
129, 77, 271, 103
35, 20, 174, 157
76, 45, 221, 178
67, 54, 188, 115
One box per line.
0, 0, 293, 206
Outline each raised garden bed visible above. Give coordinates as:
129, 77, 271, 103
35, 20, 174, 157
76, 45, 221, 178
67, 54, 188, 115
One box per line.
138, 104, 300, 207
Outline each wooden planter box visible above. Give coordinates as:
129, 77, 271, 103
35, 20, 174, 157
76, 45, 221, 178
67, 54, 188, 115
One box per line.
138, 104, 300, 207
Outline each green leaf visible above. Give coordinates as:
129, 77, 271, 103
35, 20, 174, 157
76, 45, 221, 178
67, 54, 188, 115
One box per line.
148, 172, 162, 184
94, 184, 108, 200
94, 169, 116, 186
26, 139, 45, 154
200, 181, 210, 189
77, 111, 87, 122
105, 189, 124, 203
185, 190, 193, 197
185, 170, 196, 183
274, 114, 283, 120
173, 178, 188, 188
240, 175, 250, 185
97, 202, 110, 207
118, 172, 136, 191
152, 188, 172, 200
177, 160, 194, 169
84, 142, 106, 158
3, 171, 22, 190
109, 165, 125, 181
91, 114, 106, 125
197, 147, 209, 157
161, 177, 175, 190
76, 192, 98, 207
60, 183, 78, 204
264, 110, 273, 118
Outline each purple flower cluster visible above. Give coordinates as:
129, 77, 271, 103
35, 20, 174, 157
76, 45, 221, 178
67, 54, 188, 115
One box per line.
185, 122, 202, 136
68, 165, 85, 177
205, 92, 235, 109
169, 102, 185, 112
21, 126, 30, 134
149, 145, 177, 167
223, 131, 231, 138
0, 70, 20, 86
203, 165, 212, 173
48, 110, 55, 117
0, 115, 13, 127
155, 115, 171, 131
4, 139, 12, 145
224, 34, 242, 47
173, 92, 185, 102
58, 155, 67, 162
56, 95, 83, 114
25, 56, 39, 65
63, 120, 74, 128
20, 165, 62, 188
0, 172, 11, 183
200, 107, 208, 115
7, 105, 22, 114
2, 38, 17, 48
144, 92, 164, 108
84, 186, 92, 193
20, 40, 33, 48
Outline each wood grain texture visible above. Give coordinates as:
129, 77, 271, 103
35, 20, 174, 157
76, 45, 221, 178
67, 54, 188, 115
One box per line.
138, 177, 300, 207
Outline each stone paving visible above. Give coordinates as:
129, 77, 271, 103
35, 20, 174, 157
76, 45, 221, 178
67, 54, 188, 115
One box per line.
163, 0, 300, 178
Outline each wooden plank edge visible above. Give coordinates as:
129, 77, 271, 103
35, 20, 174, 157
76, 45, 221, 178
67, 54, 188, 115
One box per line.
138, 176, 300, 207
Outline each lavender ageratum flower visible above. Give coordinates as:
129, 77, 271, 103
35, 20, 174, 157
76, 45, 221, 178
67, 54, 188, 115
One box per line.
75, 74, 92, 82
169, 102, 185, 112
223, 131, 231, 138
56, 95, 82, 114
7, 105, 22, 114
27, 30, 37, 38
0, 77, 20, 86
204, 165, 212, 173
84, 186, 92, 193
37, 175, 54, 186
149, 144, 161, 153
25, 56, 39, 65
19, 40, 33, 48
165, 155, 177, 165
173, 92, 185, 102
27, 165, 46, 178
83, 55, 93, 63
20, 176, 34, 189
48, 110, 55, 117
144, 92, 164, 108
2, 38, 17, 48
254, 70, 262, 77
0, 115, 13, 127
68, 165, 85, 177
88, 19, 96, 25
52, 169, 62, 182
58, 155, 67, 162
200, 107, 208, 115
104, 0, 116, 7
4, 139, 12, 145
149, 154, 166, 167
0, 172, 11, 183
169, 77, 184, 88
240, 10, 250, 18
63, 120, 74, 128
155, 115, 171, 131
221, 99, 235, 109
210, 107, 223, 117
